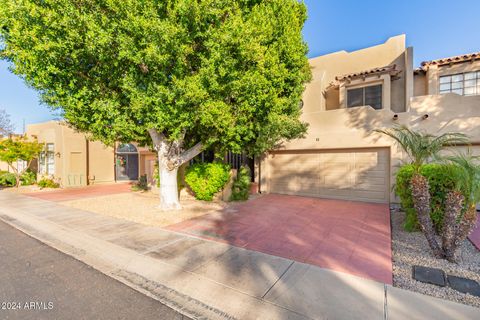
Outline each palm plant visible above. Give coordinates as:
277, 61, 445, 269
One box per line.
441, 152, 480, 261
375, 126, 469, 171
376, 125, 469, 259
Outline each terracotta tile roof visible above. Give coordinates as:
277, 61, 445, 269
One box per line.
420, 52, 480, 69
326, 64, 401, 90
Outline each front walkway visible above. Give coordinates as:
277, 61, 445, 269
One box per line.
0, 191, 477, 319
167, 194, 393, 284
24, 183, 132, 202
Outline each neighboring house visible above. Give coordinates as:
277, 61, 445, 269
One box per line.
25, 121, 157, 188
257, 34, 480, 204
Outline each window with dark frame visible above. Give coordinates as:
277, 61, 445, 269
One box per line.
347, 84, 382, 110
39, 143, 55, 175
439, 71, 480, 96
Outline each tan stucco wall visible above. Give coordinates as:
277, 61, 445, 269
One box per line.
260, 35, 480, 203
88, 141, 115, 184
262, 92, 480, 203
306, 35, 408, 113
27, 121, 88, 187
25, 121, 156, 187
413, 73, 428, 96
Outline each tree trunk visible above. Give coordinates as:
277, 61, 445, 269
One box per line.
8, 163, 20, 188
442, 190, 464, 262
158, 159, 181, 210
411, 174, 444, 258
148, 128, 203, 211
456, 206, 478, 244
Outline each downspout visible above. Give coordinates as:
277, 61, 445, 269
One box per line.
113, 143, 117, 183
258, 156, 262, 194
85, 138, 90, 185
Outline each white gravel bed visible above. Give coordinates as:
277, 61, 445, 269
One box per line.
391, 211, 480, 308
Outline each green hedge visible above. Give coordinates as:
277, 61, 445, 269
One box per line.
395, 163, 461, 231
20, 170, 36, 186
230, 165, 251, 201
0, 171, 16, 186
38, 178, 60, 189
185, 162, 230, 201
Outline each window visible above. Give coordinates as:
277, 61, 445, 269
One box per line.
347, 85, 382, 110
439, 71, 480, 96
39, 143, 55, 175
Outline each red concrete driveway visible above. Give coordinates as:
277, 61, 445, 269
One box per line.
24, 183, 133, 202
167, 194, 392, 284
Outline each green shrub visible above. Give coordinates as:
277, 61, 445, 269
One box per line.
0, 171, 16, 187
20, 170, 36, 186
395, 163, 461, 231
38, 178, 60, 189
230, 165, 251, 201
185, 162, 230, 201
131, 174, 149, 191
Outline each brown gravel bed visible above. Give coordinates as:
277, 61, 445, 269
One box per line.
392, 211, 480, 308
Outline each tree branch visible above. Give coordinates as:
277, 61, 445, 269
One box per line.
148, 128, 166, 149
178, 142, 203, 165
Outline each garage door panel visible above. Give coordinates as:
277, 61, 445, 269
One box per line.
269, 148, 389, 203
352, 190, 388, 201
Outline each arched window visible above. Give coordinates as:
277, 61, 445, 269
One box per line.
116, 143, 138, 154
115, 143, 139, 181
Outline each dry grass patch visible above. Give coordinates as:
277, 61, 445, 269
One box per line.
0, 185, 58, 194
60, 190, 227, 228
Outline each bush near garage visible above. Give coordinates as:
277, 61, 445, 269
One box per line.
38, 177, 60, 189
185, 162, 230, 201
395, 163, 462, 232
230, 165, 252, 201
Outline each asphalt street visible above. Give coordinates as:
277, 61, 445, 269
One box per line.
0, 220, 190, 320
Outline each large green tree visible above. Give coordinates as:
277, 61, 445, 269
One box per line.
0, 0, 311, 209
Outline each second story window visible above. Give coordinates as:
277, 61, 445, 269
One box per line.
347, 84, 382, 110
440, 71, 480, 96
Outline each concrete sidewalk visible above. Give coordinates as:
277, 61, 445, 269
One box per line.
0, 192, 478, 320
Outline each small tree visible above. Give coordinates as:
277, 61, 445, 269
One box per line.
376, 126, 468, 259
441, 153, 480, 261
0, 109, 15, 137
0, 0, 311, 210
0, 137, 43, 187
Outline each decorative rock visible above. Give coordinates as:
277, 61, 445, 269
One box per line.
413, 266, 446, 287
447, 275, 480, 297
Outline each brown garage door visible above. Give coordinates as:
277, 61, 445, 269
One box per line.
268, 148, 390, 203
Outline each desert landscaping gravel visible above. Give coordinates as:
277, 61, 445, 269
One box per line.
391, 211, 480, 308
61, 190, 227, 228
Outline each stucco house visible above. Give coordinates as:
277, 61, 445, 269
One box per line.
256, 34, 480, 204
3, 35, 479, 202
24, 121, 157, 187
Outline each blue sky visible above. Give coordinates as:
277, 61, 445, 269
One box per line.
1, 0, 479, 133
